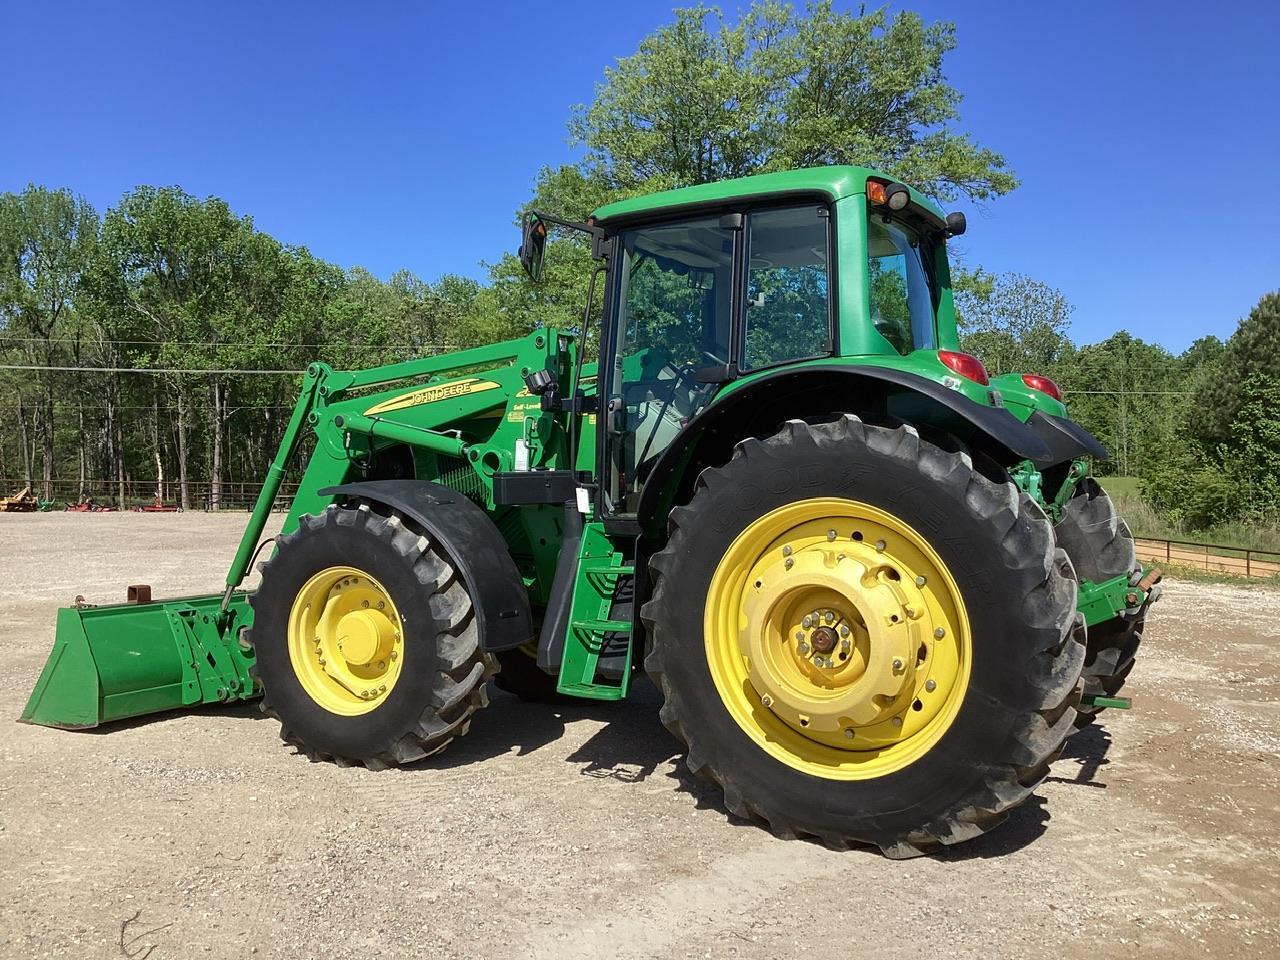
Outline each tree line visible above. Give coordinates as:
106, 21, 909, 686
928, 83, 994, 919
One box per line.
1, 1, 1274, 534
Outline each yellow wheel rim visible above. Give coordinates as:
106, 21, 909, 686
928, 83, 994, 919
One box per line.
704, 497, 971, 780
287, 565, 405, 715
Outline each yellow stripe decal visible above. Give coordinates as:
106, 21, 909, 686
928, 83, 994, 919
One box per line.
362, 378, 502, 416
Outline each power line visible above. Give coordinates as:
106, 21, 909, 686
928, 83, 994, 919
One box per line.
0, 364, 306, 375
0, 336, 455, 350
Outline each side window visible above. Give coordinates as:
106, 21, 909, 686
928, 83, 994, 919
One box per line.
867, 215, 937, 355
742, 206, 831, 370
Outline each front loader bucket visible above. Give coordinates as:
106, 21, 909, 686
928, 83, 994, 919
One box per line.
20, 593, 258, 729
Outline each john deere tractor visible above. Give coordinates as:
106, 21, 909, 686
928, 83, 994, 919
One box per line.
21, 166, 1159, 856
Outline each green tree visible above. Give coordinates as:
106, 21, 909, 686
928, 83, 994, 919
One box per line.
1189, 291, 1280, 451
0, 185, 99, 499
573, 2, 1016, 200
491, 1, 1017, 332
953, 269, 1073, 375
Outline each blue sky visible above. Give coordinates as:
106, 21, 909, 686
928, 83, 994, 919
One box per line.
2, 1, 1276, 353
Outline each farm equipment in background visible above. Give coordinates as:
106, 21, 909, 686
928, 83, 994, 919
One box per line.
20, 165, 1160, 857
65, 498, 117, 513
1, 486, 51, 512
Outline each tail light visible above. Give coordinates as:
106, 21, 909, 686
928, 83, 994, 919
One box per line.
1021, 373, 1062, 401
938, 350, 990, 386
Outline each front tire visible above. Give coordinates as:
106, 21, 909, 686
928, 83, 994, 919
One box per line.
249, 502, 494, 768
643, 417, 1084, 857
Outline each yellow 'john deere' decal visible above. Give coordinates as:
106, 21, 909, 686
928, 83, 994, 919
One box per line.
363, 378, 502, 416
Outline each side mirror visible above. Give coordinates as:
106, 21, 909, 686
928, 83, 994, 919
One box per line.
519, 212, 548, 282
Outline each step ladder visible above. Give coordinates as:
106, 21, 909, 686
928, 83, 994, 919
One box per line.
556, 524, 634, 700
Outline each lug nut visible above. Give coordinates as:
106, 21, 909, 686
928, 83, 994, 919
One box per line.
875, 539, 887, 553
795, 631, 806, 642
934, 627, 946, 639
915, 575, 927, 587
389, 650, 398, 661
841, 638, 851, 653
840, 625, 850, 638
827, 529, 837, 541
892, 716, 903, 728
892, 658, 904, 672
761, 694, 774, 708
824, 610, 835, 624
925, 679, 937, 692
798, 641, 811, 655
782, 545, 792, 557
802, 615, 813, 628
362, 600, 370, 608
785, 558, 794, 570
843, 729, 855, 740
377, 601, 385, 610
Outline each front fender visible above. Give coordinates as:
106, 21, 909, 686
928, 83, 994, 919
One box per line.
320, 480, 533, 652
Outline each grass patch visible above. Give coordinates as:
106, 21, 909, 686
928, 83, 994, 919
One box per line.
1097, 475, 1280, 554
1157, 562, 1280, 588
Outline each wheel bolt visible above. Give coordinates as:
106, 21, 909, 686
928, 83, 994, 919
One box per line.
824, 610, 835, 624
362, 600, 370, 608
782, 545, 792, 557
925, 679, 937, 692
934, 627, 946, 639
795, 631, 805, 642
803, 615, 813, 628
839, 625, 850, 638
389, 651, 398, 661
875, 539, 887, 553
843, 729, 855, 740
915, 575, 927, 587
377, 601, 385, 610
841, 638, 851, 653
892, 658, 904, 672
761, 694, 774, 707
892, 717, 903, 727
798, 641, 810, 655
377, 661, 386, 670
785, 558, 794, 570
827, 529, 837, 541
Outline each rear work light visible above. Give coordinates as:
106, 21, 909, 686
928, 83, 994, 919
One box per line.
938, 350, 990, 386
1021, 373, 1062, 401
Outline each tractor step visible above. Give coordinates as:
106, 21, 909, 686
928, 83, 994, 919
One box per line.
557, 524, 634, 700
1080, 694, 1132, 710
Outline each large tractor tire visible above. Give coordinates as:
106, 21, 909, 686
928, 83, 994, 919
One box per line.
643, 416, 1085, 857
249, 502, 494, 768
1055, 478, 1153, 729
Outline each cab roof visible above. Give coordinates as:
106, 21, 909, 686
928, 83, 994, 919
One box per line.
591, 165, 944, 225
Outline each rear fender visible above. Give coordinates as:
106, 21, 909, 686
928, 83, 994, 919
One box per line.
321, 480, 533, 652
636, 365, 1097, 533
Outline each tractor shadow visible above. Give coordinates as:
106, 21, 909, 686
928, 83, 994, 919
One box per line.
423, 676, 680, 779
1046, 722, 1114, 789
74, 699, 271, 734
937, 721, 1116, 862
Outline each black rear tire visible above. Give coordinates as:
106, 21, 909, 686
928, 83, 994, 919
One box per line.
249, 502, 494, 768
1055, 478, 1154, 729
643, 417, 1084, 857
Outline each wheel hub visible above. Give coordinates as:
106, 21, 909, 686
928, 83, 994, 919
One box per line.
705, 498, 971, 780
287, 566, 404, 715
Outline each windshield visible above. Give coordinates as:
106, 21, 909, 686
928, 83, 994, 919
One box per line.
866, 213, 937, 354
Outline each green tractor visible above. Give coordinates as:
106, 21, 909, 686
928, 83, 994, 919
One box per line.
21, 166, 1159, 856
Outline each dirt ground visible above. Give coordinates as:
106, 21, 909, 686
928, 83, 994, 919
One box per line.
1, 513, 1277, 960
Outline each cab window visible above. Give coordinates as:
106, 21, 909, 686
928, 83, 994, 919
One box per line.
742, 206, 831, 369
